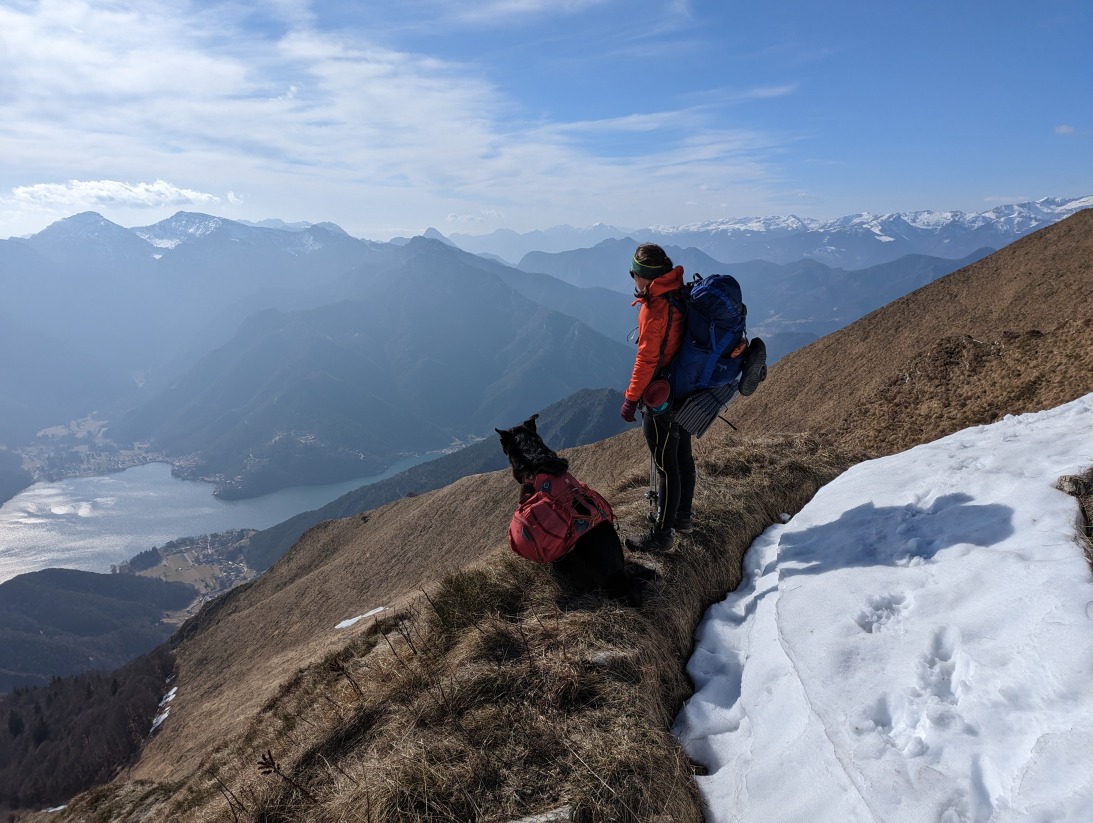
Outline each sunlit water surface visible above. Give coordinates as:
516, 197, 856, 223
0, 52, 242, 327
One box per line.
0, 455, 437, 583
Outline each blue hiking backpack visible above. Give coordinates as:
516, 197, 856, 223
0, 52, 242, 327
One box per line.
664, 274, 748, 399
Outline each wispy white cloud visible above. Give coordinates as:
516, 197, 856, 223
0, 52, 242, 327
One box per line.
743, 84, 798, 100
1054, 124, 1075, 135
13, 180, 219, 209
0, 0, 790, 237
427, 0, 611, 25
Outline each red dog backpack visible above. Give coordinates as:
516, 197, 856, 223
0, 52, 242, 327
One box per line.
508, 472, 615, 563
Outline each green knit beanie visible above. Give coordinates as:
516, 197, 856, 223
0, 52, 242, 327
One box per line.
629, 257, 672, 279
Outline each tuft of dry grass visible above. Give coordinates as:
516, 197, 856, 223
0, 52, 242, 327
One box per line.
47, 432, 852, 823
1056, 469, 1093, 570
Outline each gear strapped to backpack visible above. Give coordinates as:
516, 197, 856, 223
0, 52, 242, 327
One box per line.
508, 472, 615, 563
662, 273, 749, 400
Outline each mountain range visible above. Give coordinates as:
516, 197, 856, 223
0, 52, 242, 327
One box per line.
109, 237, 634, 497
727, 207, 1093, 455
514, 237, 993, 360
6, 200, 1068, 501
1, 215, 639, 498
451, 196, 1093, 267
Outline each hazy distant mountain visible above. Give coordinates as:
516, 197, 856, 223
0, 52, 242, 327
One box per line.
1, 212, 381, 382
370, 237, 639, 346
518, 237, 730, 292
236, 218, 346, 233
452, 197, 1092, 269
0, 213, 396, 508
19, 211, 158, 271
114, 239, 634, 497
516, 239, 991, 360
635, 197, 1091, 267
0, 308, 130, 443
449, 222, 629, 263
730, 249, 994, 339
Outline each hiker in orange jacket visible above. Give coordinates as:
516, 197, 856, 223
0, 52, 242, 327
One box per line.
619, 243, 696, 553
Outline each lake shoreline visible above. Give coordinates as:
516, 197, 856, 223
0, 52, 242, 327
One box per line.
0, 452, 444, 585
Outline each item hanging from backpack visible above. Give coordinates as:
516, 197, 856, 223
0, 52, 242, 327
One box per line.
663, 273, 749, 400
641, 378, 673, 415
508, 472, 615, 563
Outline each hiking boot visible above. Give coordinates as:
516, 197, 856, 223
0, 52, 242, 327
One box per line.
626, 526, 674, 553
648, 511, 693, 533
738, 337, 767, 396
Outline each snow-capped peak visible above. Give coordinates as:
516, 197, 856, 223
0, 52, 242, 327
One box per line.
132, 212, 228, 249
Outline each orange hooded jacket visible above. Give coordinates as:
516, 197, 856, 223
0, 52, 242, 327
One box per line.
625, 265, 685, 403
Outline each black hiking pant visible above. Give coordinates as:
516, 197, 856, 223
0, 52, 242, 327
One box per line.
643, 410, 695, 531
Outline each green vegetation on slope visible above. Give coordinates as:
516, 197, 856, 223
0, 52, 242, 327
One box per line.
0, 569, 194, 691
0, 645, 175, 812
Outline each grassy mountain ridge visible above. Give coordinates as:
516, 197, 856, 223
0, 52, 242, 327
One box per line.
729, 207, 1093, 453
50, 430, 853, 821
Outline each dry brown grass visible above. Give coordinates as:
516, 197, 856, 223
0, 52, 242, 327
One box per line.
47, 431, 853, 823
730, 210, 1093, 456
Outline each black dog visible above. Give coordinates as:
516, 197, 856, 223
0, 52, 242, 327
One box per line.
496, 414, 648, 606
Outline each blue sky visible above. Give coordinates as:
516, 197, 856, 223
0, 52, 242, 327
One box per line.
1, 0, 1089, 240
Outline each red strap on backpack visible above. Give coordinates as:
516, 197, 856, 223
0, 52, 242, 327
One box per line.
508, 472, 614, 563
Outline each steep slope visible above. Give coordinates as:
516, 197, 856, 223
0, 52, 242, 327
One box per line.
48, 427, 852, 822
729, 207, 1093, 453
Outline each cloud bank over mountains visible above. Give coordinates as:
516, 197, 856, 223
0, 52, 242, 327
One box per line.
13, 180, 223, 211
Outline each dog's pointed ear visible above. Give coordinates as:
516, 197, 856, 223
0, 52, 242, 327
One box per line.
496, 427, 513, 448
523, 413, 540, 433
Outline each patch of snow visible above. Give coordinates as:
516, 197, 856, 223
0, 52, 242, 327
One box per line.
675, 391, 1093, 822
335, 606, 386, 629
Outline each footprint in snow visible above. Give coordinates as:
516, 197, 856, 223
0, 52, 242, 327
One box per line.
853, 591, 912, 634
